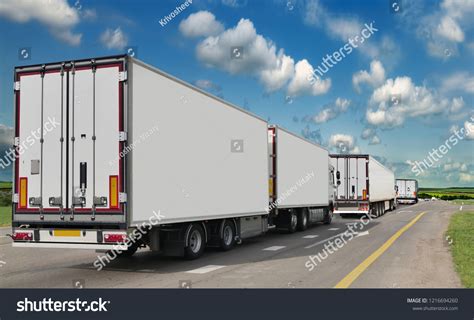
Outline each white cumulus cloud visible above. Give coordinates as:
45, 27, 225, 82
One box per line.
179, 11, 224, 38
0, 0, 82, 45
184, 12, 331, 96
441, 72, 474, 94
436, 15, 464, 42
311, 98, 350, 123
353, 60, 385, 93
366, 76, 465, 128
329, 134, 360, 154
287, 59, 331, 96
100, 27, 128, 50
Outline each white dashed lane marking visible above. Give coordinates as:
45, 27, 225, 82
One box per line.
186, 265, 226, 274
263, 246, 286, 251
303, 235, 319, 239
304, 233, 346, 249
328, 228, 340, 231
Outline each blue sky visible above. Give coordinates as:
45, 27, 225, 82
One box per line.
0, 0, 473, 187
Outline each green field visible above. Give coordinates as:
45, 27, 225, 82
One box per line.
447, 211, 474, 288
452, 199, 474, 205
418, 187, 474, 201
0, 181, 12, 189
0, 206, 11, 227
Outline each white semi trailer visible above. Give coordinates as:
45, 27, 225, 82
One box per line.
330, 155, 396, 218
11, 55, 335, 259
396, 179, 418, 204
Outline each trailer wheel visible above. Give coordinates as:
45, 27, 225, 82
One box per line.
288, 211, 298, 233
184, 224, 206, 260
220, 220, 236, 251
297, 209, 309, 231
323, 208, 333, 225
369, 205, 377, 219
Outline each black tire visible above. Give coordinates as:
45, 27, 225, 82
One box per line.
184, 224, 206, 260
323, 208, 333, 225
220, 220, 236, 251
369, 204, 378, 219
297, 209, 309, 231
287, 211, 298, 233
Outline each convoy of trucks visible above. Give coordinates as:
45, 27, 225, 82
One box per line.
10, 55, 405, 259
10, 55, 338, 259
396, 179, 418, 204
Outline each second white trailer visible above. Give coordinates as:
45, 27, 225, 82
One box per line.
268, 126, 335, 231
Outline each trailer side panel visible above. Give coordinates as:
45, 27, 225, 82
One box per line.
129, 60, 269, 225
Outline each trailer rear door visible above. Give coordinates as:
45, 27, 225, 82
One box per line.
14, 59, 125, 221
332, 156, 368, 201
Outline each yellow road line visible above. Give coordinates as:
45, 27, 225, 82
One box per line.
334, 211, 427, 288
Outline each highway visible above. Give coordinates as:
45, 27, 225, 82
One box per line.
0, 201, 467, 288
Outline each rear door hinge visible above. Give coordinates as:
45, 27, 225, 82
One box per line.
13, 193, 19, 203
14, 137, 20, 146
119, 131, 127, 142
119, 193, 127, 203
14, 81, 20, 91
119, 71, 127, 82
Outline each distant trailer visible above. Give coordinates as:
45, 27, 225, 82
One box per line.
396, 179, 418, 204
330, 154, 397, 218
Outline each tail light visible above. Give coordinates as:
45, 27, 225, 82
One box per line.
103, 233, 127, 243
358, 203, 369, 211
362, 189, 367, 200
12, 231, 33, 241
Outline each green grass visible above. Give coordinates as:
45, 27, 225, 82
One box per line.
451, 199, 474, 205
447, 211, 474, 288
0, 206, 11, 227
0, 181, 12, 189
418, 187, 474, 201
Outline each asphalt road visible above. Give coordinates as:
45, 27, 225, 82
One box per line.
0, 201, 467, 288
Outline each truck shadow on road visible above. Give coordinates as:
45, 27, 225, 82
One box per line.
69, 215, 382, 275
